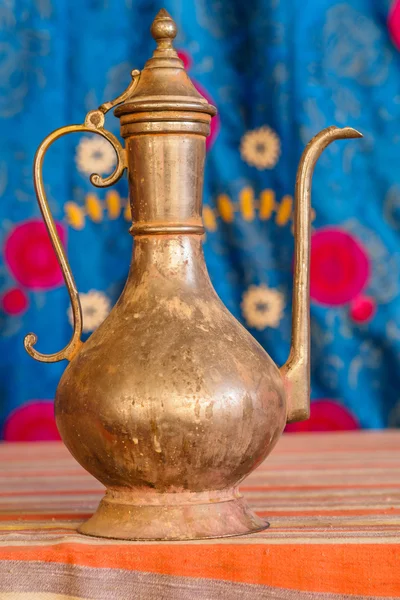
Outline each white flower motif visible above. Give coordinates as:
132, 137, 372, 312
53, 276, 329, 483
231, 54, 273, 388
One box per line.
241, 284, 284, 330
240, 126, 281, 170
75, 136, 116, 177
68, 290, 111, 333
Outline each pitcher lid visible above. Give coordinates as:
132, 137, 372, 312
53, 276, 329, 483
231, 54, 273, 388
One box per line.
114, 9, 217, 118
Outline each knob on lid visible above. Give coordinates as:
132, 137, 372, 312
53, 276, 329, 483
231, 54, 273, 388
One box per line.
114, 9, 217, 117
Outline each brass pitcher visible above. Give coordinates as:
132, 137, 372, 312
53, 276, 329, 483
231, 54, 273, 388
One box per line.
25, 9, 361, 540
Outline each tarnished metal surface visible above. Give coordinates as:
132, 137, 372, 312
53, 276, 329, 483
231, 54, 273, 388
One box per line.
62, 233, 284, 539
26, 9, 361, 540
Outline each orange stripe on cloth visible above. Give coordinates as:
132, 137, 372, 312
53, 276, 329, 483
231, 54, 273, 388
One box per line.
0, 542, 399, 597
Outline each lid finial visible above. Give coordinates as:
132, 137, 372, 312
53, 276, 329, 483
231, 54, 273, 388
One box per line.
151, 9, 177, 51
114, 9, 217, 119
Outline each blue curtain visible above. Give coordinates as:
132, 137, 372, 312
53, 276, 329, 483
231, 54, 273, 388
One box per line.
0, 0, 399, 439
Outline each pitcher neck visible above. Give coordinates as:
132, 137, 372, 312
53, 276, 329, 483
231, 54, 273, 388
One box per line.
127, 235, 213, 290
121, 120, 210, 237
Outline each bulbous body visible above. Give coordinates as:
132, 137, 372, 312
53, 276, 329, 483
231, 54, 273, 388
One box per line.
56, 236, 286, 538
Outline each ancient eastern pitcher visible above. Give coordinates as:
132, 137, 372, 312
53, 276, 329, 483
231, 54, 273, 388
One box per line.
25, 9, 361, 540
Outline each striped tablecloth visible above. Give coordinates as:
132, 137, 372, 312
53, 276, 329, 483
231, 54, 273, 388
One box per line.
0, 431, 399, 599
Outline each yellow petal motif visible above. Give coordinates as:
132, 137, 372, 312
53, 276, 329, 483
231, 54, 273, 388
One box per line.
106, 190, 121, 220
64, 202, 85, 230
276, 194, 293, 226
203, 206, 217, 232
86, 193, 103, 223
218, 194, 234, 223
239, 186, 255, 221
259, 189, 276, 220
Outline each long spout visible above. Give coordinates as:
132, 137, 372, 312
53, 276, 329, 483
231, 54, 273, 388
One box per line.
282, 126, 362, 423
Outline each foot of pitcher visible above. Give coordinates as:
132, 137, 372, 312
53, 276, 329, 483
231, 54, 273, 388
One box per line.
78, 489, 269, 541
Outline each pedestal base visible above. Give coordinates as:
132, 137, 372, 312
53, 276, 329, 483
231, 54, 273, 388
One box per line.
78, 490, 268, 541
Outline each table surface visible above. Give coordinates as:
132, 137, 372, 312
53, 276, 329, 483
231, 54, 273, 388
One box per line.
0, 431, 399, 599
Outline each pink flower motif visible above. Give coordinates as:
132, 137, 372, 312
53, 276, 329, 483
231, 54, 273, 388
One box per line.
1, 287, 28, 315
310, 228, 370, 306
177, 50, 220, 150
4, 401, 61, 441
350, 295, 376, 324
4, 220, 66, 290
285, 399, 360, 432
388, 0, 400, 50
194, 81, 220, 150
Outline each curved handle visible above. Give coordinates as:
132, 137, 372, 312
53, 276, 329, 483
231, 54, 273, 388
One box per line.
24, 70, 140, 363
281, 126, 362, 423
